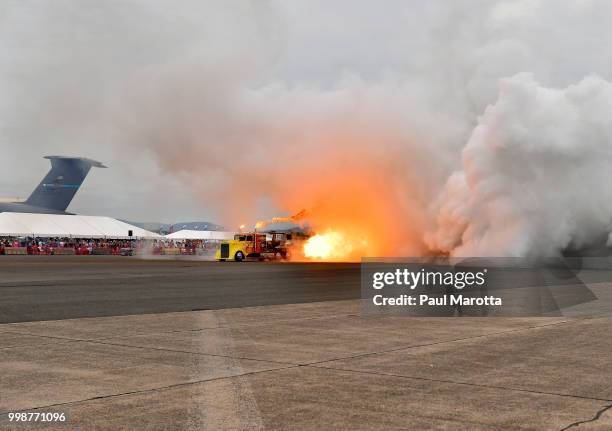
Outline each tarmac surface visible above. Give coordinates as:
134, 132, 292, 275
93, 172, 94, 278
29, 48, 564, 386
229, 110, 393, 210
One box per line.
0, 256, 360, 323
0, 256, 610, 430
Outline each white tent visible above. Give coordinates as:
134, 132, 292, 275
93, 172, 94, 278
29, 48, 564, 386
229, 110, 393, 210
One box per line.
165, 230, 235, 240
0, 212, 160, 238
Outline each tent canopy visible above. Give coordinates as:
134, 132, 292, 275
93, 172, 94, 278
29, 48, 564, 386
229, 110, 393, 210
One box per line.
165, 230, 235, 240
0, 212, 160, 239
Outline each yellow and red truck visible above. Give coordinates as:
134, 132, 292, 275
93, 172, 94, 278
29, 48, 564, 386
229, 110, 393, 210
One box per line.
215, 231, 308, 261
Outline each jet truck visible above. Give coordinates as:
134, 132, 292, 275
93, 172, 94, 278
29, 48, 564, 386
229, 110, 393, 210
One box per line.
215, 211, 309, 261
214, 231, 309, 261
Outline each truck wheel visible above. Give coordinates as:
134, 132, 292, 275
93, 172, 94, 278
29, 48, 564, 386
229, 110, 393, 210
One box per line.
235, 251, 245, 262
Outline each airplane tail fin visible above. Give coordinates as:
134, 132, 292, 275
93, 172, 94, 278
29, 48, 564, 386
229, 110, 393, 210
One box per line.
25, 156, 107, 212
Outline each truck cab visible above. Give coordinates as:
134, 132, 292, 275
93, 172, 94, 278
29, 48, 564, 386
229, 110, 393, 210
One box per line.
214, 233, 266, 261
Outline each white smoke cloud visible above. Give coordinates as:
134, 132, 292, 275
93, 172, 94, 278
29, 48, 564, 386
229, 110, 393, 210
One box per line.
426, 73, 612, 256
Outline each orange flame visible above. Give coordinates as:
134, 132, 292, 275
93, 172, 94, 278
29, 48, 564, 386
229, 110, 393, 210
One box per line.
303, 230, 368, 261
278, 154, 426, 261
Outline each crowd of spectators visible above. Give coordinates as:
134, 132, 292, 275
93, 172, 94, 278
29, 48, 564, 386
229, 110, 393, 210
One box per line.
0, 237, 134, 255
0, 236, 220, 256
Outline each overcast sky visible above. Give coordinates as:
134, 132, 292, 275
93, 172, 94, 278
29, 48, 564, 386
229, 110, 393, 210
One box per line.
1, 0, 611, 227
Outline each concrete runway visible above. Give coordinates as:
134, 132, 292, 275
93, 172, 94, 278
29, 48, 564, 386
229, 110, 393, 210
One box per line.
1, 300, 611, 430
1, 255, 611, 430
0, 256, 360, 323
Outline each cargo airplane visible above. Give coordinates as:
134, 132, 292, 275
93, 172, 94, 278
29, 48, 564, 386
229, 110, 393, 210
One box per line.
0, 156, 106, 214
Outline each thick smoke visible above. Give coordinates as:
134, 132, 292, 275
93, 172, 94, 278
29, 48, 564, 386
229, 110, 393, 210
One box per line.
120, 73, 466, 256
3, 0, 612, 257
426, 74, 612, 256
